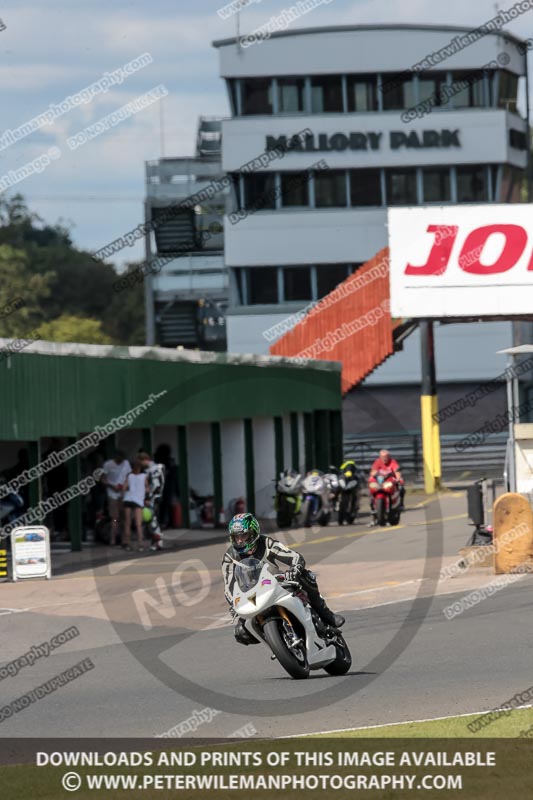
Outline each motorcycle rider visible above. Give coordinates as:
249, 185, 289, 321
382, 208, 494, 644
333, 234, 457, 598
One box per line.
369, 449, 405, 510
138, 450, 165, 551
222, 512, 345, 645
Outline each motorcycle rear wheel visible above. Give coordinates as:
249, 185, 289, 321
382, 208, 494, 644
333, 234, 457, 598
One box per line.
376, 497, 387, 526
263, 618, 310, 680
323, 633, 352, 676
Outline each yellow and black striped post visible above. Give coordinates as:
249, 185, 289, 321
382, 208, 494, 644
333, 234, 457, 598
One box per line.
420, 321, 442, 494
0, 548, 8, 581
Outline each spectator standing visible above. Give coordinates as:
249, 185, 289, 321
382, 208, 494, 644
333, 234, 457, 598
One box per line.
102, 450, 131, 546
122, 459, 148, 552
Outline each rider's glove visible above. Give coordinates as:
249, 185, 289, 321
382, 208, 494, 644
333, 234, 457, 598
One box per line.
284, 564, 303, 583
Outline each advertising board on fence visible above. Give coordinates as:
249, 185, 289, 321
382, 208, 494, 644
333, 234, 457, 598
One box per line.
10, 525, 51, 581
389, 204, 533, 319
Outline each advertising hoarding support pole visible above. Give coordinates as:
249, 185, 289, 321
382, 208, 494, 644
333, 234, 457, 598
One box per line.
506, 355, 517, 493
420, 321, 441, 494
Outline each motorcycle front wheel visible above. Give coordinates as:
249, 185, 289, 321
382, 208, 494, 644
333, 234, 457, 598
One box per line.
301, 499, 313, 528
263, 618, 310, 680
376, 496, 387, 526
323, 633, 352, 676
389, 508, 401, 526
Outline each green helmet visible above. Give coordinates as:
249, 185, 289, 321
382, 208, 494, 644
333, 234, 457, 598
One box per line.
229, 513, 261, 555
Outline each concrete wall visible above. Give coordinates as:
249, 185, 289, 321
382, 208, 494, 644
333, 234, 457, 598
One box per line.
217, 27, 523, 79
298, 413, 305, 472
222, 111, 523, 173
225, 208, 387, 267
221, 419, 246, 507
188, 423, 213, 496
253, 417, 276, 518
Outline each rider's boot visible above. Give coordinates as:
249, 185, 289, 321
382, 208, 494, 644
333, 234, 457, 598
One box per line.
301, 573, 345, 629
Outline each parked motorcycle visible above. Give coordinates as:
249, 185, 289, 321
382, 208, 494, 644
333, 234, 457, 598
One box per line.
189, 488, 215, 528
274, 469, 303, 528
300, 470, 331, 528
368, 470, 402, 526
336, 461, 360, 525
232, 557, 352, 680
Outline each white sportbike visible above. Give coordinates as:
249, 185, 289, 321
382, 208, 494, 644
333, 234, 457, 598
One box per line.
232, 557, 352, 680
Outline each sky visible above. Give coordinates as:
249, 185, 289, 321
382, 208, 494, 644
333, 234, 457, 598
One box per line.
0, 0, 530, 268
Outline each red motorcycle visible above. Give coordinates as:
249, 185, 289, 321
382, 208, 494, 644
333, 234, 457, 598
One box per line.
368, 469, 402, 526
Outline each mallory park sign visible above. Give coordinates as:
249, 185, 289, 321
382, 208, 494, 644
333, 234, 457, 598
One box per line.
266, 129, 461, 152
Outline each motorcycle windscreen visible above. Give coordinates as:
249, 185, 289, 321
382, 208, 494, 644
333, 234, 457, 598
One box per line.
234, 557, 264, 592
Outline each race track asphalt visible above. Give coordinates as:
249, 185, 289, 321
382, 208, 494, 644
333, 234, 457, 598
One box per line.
0, 491, 531, 738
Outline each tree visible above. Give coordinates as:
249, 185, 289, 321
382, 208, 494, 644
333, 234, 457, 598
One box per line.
101, 262, 146, 345
38, 315, 113, 344
0, 245, 55, 337
0, 194, 145, 345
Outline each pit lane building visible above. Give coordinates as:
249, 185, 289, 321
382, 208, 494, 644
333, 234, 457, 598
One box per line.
212, 24, 528, 411
0, 342, 342, 549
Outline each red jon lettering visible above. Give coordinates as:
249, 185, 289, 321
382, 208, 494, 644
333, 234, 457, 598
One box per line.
459, 224, 528, 275
405, 225, 458, 276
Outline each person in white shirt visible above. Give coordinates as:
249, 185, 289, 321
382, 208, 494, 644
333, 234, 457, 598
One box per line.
122, 459, 149, 551
102, 450, 131, 546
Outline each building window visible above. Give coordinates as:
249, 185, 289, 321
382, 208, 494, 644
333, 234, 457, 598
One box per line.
422, 168, 451, 202
311, 75, 343, 112
316, 264, 350, 298
450, 71, 485, 107
346, 75, 377, 111
456, 165, 487, 202
381, 73, 416, 110
227, 79, 239, 115
241, 78, 273, 115
418, 72, 448, 107
386, 169, 417, 205
278, 77, 306, 113
500, 166, 524, 203
243, 173, 276, 210
235, 268, 246, 304
314, 170, 347, 207
350, 169, 382, 206
284, 267, 312, 301
498, 70, 519, 113
248, 267, 278, 304
280, 172, 310, 206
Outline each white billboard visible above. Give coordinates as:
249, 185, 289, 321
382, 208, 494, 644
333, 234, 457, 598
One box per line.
11, 526, 51, 581
389, 204, 533, 318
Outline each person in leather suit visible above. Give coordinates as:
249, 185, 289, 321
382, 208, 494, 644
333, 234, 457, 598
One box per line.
222, 512, 345, 645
